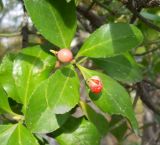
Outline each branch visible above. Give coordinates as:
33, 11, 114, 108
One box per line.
123, 0, 160, 32
92, 0, 116, 16
137, 82, 160, 115
77, 4, 106, 29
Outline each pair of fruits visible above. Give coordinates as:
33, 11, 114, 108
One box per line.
54, 48, 103, 94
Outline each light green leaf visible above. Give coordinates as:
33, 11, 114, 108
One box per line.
25, 65, 79, 133
78, 65, 138, 133
80, 101, 109, 136
77, 23, 143, 58
55, 117, 101, 145
0, 86, 14, 115
141, 12, 160, 22
13, 45, 56, 111
93, 53, 142, 83
0, 54, 19, 102
0, 123, 39, 145
24, 0, 77, 48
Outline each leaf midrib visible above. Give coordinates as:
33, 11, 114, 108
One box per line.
48, 3, 67, 48
53, 68, 72, 111
23, 51, 42, 111
78, 34, 137, 57
101, 59, 138, 76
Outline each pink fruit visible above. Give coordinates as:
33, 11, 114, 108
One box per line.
57, 49, 73, 63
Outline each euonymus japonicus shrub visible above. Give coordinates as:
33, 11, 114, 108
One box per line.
0, 0, 143, 144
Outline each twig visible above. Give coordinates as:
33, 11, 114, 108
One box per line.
77, 4, 106, 29
0, 32, 21, 37
123, 122, 155, 140
93, 0, 116, 16
134, 47, 160, 56
21, 0, 29, 48
125, 0, 160, 32
137, 82, 160, 115
143, 79, 160, 89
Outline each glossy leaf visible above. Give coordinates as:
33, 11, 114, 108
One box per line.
80, 101, 109, 136
78, 65, 138, 133
25, 65, 79, 133
13, 45, 56, 111
0, 54, 19, 102
93, 53, 142, 83
0, 86, 14, 115
77, 23, 143, 58
55, 117, 101, 145
24, 0, 77, 48
0, 123, 39, 145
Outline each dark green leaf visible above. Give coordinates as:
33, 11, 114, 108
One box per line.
93, 53, 142, 83
55, 117, 101, 145
0, 86, 14, 115
78, 65, 138, 133
77, 23, 143, 58
109, 115, 128, 141
0, 0, 3, 11
13, 45, 56, 112
0, 123, 39, 145
80, 101, 109, 136
24, 0, 77, 48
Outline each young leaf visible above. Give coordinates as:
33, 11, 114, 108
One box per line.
77, 23, 143, 58
93, 53, 143, 83
0, 123, 39, 145
0, 54, 19, 102
78, 65, 138, 133
24, 0, 77, 48
25, 65, 79, 133
80, 101, 109, 136
13, 45, 56, 112
55, 117, 101, 145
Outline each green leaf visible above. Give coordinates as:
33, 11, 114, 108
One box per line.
0, 54, 19, 102
25, 65, 79, 133
0, 0, 3, 11
77, 23, 143, 58
141, 12, 160, 22
109, 115, 128, 141
13, 45, 56, 111
78, 65, 138, 133
55, 117, 101, 145
80, 101, 109, 136
93, 53, 142, 83
0, 123, 39, 145
0, 86, 14, 115
24, 0, 77, 48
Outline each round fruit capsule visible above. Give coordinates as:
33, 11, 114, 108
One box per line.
57, 49, 73, 63
88, 76, 103, 94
